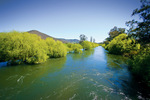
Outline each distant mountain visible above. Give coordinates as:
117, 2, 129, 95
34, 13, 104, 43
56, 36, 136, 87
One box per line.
57, 38, 80, 43
28, 30, 53, 40
27, 30, 79, 43
27, 30, 68, 43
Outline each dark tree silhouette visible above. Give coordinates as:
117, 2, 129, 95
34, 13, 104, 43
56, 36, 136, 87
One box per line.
79, 34, 87, 42
109, 26, 125, 39
90, 36, 93, 42
126, 0, 150, 43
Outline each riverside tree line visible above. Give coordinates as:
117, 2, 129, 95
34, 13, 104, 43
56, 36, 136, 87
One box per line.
100, 0, 150, 87
0, 31, 98, 65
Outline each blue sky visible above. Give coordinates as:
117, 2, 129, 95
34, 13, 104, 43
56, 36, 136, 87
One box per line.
0, 0, 141, 42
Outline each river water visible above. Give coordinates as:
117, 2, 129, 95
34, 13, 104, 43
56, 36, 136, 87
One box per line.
0, 46, 148, 100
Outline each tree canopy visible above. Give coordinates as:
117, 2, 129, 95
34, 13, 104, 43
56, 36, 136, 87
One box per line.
79, 34, 87, 42
105, 34, 140, 55
109, 26, 125, 40
126, 0, 150, 43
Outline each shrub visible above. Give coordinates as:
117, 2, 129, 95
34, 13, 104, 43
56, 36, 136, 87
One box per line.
99, 44, 106, 48
81, 41, 92, 50
66, 43, 83, 53
45, 38, 67, 58
52, 41, 67, 58
128, 47, 150, 87
106, 33, 140, 55
0, 31, 48, 64
91, 43, 99, 48
0, 31, 68, 65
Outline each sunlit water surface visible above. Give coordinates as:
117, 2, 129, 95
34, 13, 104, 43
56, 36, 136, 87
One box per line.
0, 46, 149, 100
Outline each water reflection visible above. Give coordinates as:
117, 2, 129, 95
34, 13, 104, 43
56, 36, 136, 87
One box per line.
83, 49, 95, 58
105, 53, 128, 69
0, 57, 66, 100
71, 49, 95, 60
105, 52, 150, 99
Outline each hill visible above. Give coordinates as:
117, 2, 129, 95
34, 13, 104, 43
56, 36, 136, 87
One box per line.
27, 30, 68, 43
28, 30, 80, 43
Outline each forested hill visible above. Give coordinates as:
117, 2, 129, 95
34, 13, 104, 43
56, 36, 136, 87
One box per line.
28, 30, 68, 43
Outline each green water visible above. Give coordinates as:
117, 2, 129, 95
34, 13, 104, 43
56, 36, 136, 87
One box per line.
0, 46, 148, 100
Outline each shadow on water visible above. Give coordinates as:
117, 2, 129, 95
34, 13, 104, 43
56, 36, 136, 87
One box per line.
106, 53, 128, 69
105, 52, 150, 99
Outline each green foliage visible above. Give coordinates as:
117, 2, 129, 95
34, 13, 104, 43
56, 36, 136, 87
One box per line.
91, 42, 99, 48
108, 26, 125, 40
99, 44, 106, 48
45, 38, 67, 58
0, 31, 98, 66
106, 34, 141, 55
103, 26, 125, 46
126, 0, 150, 43
0, 31, 48, 64
81, 41, 99, 50
67, 43, 83, 53
0, 31, 68, 65
128, 47, 150, 87
52, 41, 67, 58
81, 41, 92, 50
45, 38, 56, 57
125, 0, 150, 87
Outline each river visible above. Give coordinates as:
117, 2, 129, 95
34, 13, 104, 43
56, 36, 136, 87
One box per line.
0, 46, 148, 100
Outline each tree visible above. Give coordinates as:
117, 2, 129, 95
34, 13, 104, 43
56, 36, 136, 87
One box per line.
103, 26, 125, 45
0, 31, 48, 64
93, 38, 95, 43
106, 34, 140, 55
109, 26, 125, 39
90, 36, 93, 42
126, 0, 150, 43
79, 34, 87, 42
81, 41, 92, 50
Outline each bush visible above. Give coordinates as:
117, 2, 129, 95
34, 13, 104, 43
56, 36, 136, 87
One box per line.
52, 41, 67, 58
106, 33, 140, 55
91, 43, 99, 48
0, 31, 68, 65
80, 41, 99, 50
0, 31, 48, 64
45, 37, 56, 57
66, 43, 83, 53
46, 38, 67, 58
99, 44, 106, 48
81, 41, 92, 50
45, 38, 67, 58
128, 47, 150, 87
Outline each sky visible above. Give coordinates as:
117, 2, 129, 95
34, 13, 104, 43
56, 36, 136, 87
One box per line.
0, 0, 141, 42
